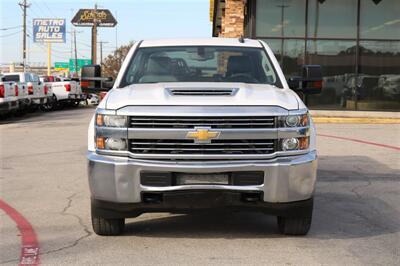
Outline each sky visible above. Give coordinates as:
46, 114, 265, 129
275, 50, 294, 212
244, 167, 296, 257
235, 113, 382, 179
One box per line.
0, 0, 212, 66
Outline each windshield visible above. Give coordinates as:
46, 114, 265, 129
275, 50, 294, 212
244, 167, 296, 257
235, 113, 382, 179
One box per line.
120, 46, 281, 87
2, 74, 20, 82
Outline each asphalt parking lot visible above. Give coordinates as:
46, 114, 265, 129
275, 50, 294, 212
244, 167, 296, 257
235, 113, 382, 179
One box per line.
1, 107, 399, 265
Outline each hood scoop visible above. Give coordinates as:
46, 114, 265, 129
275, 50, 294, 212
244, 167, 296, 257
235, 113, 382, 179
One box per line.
167, 88, 238, 96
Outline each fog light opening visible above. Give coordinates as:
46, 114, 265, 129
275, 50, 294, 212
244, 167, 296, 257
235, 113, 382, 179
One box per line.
142, 193, 163, 204
282, 138, 299, 151
241, 192, 261, 203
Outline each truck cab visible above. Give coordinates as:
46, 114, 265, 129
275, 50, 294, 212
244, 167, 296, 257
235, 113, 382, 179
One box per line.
84, 38, 322, 236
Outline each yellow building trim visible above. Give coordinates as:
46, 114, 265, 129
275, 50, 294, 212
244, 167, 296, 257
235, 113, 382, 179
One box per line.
210, 0, 214, 22
313, 117, 400, 124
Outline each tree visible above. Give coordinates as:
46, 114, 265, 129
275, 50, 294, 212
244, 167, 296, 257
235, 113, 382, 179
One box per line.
101, 42, 134, 79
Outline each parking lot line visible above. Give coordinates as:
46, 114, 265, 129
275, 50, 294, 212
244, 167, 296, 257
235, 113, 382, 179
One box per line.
318, 134, 400, 151
0, 200, 40, 266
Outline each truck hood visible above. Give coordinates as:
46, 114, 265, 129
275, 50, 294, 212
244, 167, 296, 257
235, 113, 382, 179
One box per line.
105, 82, 299, 110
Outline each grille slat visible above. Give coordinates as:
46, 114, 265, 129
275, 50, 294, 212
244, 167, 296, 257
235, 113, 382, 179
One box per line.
130, 122, 274, 127
130, 118, 274, 121
130, 116, 276, 129
129, 139, 276, 155
130, 142, 274, 146
130, 148, 274, 151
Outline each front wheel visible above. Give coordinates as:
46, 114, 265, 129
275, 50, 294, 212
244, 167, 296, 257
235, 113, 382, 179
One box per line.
277, 213, 312, 235
91, 202, 125, 236
91, 214, 125, 236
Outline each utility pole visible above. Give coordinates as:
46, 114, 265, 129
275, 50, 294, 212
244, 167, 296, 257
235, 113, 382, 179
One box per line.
19, 0, 30, 72
47, 42, 51, 75
73, 29, 78, 77
91, 3, 98, 64
70, 9, 74, 59
98, 41, 108, 65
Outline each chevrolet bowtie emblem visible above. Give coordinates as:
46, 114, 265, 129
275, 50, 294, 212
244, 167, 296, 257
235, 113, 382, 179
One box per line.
186, 127, 220, 144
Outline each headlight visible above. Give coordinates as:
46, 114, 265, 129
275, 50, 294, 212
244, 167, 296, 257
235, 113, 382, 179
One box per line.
279, 114, 309, 127
281, 137, 309, 151
282, 138, 299, 151
96, 137, 127, 151
96, 114, 127, 127
285, 116, 300, 127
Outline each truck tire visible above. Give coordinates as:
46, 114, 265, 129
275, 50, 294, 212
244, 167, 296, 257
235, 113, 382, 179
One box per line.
40, 96, 56, 112
277, 214, 312, 235
91, 214, 125, 236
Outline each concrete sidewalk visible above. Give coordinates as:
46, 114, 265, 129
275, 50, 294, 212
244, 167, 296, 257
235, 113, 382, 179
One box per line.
310, 110, 400, 124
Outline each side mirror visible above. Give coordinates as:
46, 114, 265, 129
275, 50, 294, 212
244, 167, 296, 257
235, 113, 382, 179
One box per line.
102, 80, 114, 90
80, 65, 113, 92
288, 65, 323, 95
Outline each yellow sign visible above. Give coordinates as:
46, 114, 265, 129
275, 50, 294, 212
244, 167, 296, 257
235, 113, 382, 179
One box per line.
186, 128, 220, 143
80, 10, 108, 21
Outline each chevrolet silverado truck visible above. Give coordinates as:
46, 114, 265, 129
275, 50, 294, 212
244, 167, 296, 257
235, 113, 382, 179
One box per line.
40, 76, 85, 108
0, 74, 19, 115
2, 72, 52, 111
83, 38, 322, 236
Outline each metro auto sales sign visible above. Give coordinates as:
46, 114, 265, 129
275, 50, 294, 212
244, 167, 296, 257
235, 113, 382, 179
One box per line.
33, 19, 66, 43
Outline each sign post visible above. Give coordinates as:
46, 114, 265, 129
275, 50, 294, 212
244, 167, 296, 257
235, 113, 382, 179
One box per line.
33, 18, 66, 76
47, 43, 51, 75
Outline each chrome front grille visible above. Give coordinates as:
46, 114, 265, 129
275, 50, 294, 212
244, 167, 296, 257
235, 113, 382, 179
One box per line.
129, 139, 276, 155
129, 116, 276, 129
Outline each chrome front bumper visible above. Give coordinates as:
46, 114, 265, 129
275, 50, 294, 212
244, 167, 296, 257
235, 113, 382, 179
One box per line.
87, 151, 317, 204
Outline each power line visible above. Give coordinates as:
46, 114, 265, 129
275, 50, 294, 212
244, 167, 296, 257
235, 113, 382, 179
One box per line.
0, 30, 23, 38
0, 25, 22, 31
30, 0, 50, 18
42, 1, 57, 17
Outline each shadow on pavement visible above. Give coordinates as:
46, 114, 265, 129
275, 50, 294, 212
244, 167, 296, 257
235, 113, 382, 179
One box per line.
0, 105, 95, 125
123, 155, 399, 240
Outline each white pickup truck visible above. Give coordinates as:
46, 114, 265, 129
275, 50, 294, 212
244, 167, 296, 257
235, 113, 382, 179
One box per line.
83, 38, 322, 236
0, 74, 19, 115
40, 76, 85, 108
2, 72, 52, 111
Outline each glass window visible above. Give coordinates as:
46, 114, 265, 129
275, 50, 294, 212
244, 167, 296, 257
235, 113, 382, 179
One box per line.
360, 0, 400, 39
121, 46, 280, 86
308, 0, 357, 38
306, 40, 357, 109
255, 0, 306, 37
25, 73, 31, 82
262, 39, 305, 76
2, 74, 20, 82
358, 41, 400, 110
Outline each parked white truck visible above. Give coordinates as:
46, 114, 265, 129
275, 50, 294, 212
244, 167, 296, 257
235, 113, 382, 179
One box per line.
40, 76, 85, 108
0, 74, 19, 115
2, 72, 52, 111
84, 38, 322, 236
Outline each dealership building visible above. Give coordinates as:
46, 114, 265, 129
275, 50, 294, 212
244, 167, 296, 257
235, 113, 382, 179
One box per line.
211, 0, 400, 111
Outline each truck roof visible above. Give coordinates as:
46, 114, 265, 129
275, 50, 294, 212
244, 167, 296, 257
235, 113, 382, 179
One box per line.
139, 38, 263, 48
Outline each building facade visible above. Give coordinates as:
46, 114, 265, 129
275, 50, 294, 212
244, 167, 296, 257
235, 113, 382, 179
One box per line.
212, 0, 400, 111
